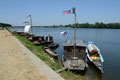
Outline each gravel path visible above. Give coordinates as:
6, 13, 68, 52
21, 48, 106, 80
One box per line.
0, 30, 64, 80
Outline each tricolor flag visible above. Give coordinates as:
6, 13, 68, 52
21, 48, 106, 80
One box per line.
23, 21, 29, 24
63, 10, 71, 15
24, 21, 29, 23
26, 15, 31, 18
60, 31, 69, 37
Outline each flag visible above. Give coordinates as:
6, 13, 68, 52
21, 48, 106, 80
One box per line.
26, 15, 31, 18
60, 31, 69, 37
63, 10, 71, 15
23, 21, 29, 24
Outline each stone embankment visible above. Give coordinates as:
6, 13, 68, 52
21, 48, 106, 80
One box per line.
0, 29, 64, 80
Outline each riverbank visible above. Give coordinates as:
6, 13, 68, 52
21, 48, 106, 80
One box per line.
12, 30, 89, 80
13, 22, 120, 29
0, 29, 64, 80
11, 27, 120, 80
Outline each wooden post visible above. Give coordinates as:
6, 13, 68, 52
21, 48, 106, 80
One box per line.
73, 7, 76, 58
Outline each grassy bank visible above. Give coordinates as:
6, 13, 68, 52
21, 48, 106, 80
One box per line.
13, 33, 61, 70
13, 33, 89, 80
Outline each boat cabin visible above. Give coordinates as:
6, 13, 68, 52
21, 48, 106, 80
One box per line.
31, 36, 45, 45
46, 34, 53, 43
63, 40, 86, 60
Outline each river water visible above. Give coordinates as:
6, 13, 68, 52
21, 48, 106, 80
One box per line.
12, 27, 120, 80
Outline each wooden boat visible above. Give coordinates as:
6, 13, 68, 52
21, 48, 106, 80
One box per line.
14, 25, 33, 37
45, 34, 53, 44
62, 8, 87, 71
25, 33, 34, 40
45, 34, 59, 48
47, 43, 59, 48
86, 41, 104, 73
14, 31, 24, 35
45, 47, 58, 58
62, 40, 87, 71
31, 35, 46, 45
14, 15, 33, 37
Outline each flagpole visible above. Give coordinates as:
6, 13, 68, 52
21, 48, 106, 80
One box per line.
30, 16, 33, 34
73, 7, 76, 58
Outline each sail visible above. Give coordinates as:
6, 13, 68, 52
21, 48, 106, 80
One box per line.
24, 25, 31, 33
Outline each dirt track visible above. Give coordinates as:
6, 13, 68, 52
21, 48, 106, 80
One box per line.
0, 30, 51, 80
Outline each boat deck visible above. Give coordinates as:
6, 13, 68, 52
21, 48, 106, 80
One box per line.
63, 59, 86, 70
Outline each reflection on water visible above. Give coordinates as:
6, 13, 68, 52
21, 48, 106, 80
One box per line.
11, 27, 120, 80
86, 62, 102, 80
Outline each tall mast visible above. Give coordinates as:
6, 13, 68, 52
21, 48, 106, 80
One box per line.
73, 7, 76, 58
30, 15, 33, 34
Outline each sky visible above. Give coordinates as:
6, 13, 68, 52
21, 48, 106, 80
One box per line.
0, 0, 120, 26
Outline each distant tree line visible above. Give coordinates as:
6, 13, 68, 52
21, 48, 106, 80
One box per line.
53, 22, 120, 29
0, 23, 12, 28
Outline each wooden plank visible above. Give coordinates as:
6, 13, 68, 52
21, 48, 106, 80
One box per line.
56, 67, 68, 73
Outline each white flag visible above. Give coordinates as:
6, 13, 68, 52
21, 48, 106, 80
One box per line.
60, 31, 69, 37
